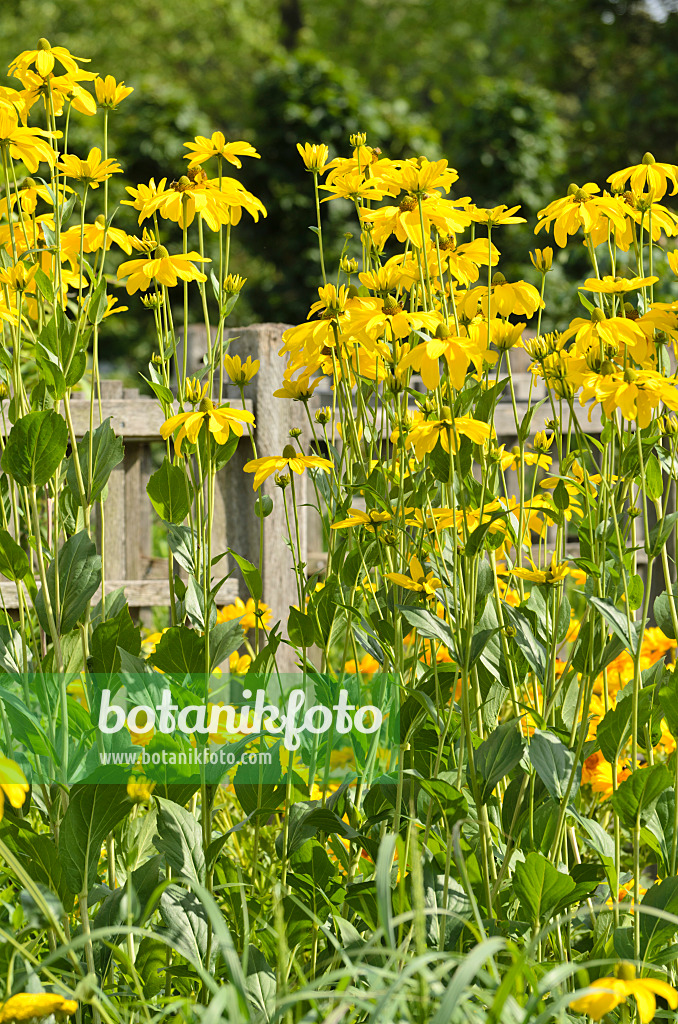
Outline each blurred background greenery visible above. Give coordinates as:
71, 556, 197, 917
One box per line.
1, 0, 678, 375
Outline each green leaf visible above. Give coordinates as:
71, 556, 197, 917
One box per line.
228, 548, 262, 602
654, 585, 678, 641
140, 372, 174, 406
209, 619, 245, 671
644, 452, 663, 500
553, 479, 570, 510
611, 764, 672, 827
472, 720, 524, 803
154, 798, 206, 885
399, 607, 456, 655
87, 279, 108, 325
90, 603, 141, 675
150, 625, 204, 675
35, 531, 101, 636
2, 410, 68, 487
503, 606, 546, 682
67, 418, 124, 507
647, 511, 678, 560
513, 851, 576, 923
135, 937, 166, 998
287, 606, 316, 648
0, 529, 29, 581
159, 884, 212, 969
627, 574, 644, 611
529, 729, 580, 802
245, 949, 276, 1020
639, 877, 678, 953
58, 784, 132, 893
465, 509, 510, 558
146, 457, 193, 524
589, 595, 636, 652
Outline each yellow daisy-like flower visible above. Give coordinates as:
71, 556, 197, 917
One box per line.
184, 133, 260, 168
379, 157, 459, 197
0, 107, 57, 173
535, 183, 627, 248
243, 445, 333, 491
461, 277, 543, 318
405, 410, 493, 461
297, 142, 330, 173
0, 993, 78, 1023
510, 553, 569, 585
94, 75, 134, 110
121, 178, 168, 224
224, 354, 259, 386
58, 147, 122, 188
581, 275, 657, 293
470, 204, 526, 227
607, 152, 678, 201
397, 328, 483, 391
126, 776, 155, 803
385, 555, 442, 600
117, 246, 209, 293
9, 38, 88, 79
331, 508, 392, 531
229, 651, 252, 675
273, 374, 325, 400
160, 398, 254, 456
0, 754, 29, 818
217, 597, 272, 631
569, 963, 678, 1023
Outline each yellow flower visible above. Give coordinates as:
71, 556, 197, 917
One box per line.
94, 75, 134, 110
297, 142, 330, 173
405, 410, 493, 461
607, 152, 678, 200
117, 246, 210, 293
331, 508, 392, 531
273, 374, 325, 400
569, 964, 678, 1023
0, 107, 57, 173
142, 171, 266, 231
15, 68, 98, 119
379, 157, 459, 197
58, 147, 122, 188
0, 261, 38, 293
160, 398, 255, 456
461, 277, 543, 318
529, 247, 553, 272
320, 171, 387, 204
0, 754, 29, 818
121, 178, 168, 224
344, 654, 380, 677
386, 555, 441, 600
536, 183, 627, 248
581, 275, 658, 293
510, 553, 570, 585
9, 38, 88, 79
0, 993, 78, 1023
243, 445, 334, 490
470, 204, 526, 226
217, 597, 272, 631
184, 133, 260, 168
224, 354, 259, 386
126, 776, 155, 803
229, 651, 252, 674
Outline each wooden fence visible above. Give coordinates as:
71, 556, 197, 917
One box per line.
0, 323, 669, 654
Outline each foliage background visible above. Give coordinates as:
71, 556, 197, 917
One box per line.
2, 0, 678, 371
